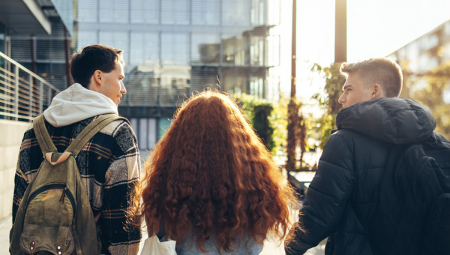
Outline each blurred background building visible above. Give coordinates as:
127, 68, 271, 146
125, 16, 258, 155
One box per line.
75, 0, 282, 151
0, 0, 65, 222
387, 18, 450, 139
388, 18, 450, 104
2, 0, 74, 90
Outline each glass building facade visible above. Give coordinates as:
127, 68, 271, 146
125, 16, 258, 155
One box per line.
76, 0, 282, 150
8, 0, 74, 91
388, 19, 450, 103
0, 21, 9, 62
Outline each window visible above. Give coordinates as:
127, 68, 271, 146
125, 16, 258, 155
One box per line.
267, 35, 280, 66
191, 34, 220, 64
222, 34, 247, 65
10, 39, 31, 61
161, 33, 189, 65
130, 0, 159, 24
251, 0, 266, 25
139, 118, 148, 150
445, 22, 450, 36
148, 118, 157, 149
250, 35, 265, 66
221, 67, 249, 95
267, 0, 280, 25
0, 22, 5, 55
36, 39, 65, 61
192, 0, 220, 25
222, 0, 250, 26
424, 35, 439, 50
77, 0, 98, 22
130, 32, 159, 68
99, 31, 128, 52
99, 0, 114, 23
191, 66, 219, 92
77, 31, 98, 51
161, 0, 190, 25
443, 88, 450, 104
99, 0, 129, 23
445, 43, 450, 58
250, 77, 264, 98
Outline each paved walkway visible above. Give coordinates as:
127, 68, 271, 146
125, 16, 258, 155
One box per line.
0, 216, 11, 254
1, 216, 325, 255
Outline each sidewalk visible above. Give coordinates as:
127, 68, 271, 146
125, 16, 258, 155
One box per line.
1, 216, 325, 255
0, 216, 11, 254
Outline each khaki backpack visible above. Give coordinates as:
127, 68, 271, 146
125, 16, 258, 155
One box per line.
10, 114, 127, 255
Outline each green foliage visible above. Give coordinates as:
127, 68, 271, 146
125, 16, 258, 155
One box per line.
235, 94, 275, 152
269, 94, 289, 156
311, 63, 345, 149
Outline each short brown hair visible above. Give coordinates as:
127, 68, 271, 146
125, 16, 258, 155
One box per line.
70, 44, 125, 88
340, 58, 403, 97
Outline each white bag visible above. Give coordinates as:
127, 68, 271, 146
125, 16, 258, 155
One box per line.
140, 235, 177, 255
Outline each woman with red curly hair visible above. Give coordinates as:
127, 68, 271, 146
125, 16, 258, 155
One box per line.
134, 91, 296, 254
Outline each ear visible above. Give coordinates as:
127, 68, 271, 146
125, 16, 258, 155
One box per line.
93, 70, 103, 85
371, 84, 384, 99
87, 70, 104, 91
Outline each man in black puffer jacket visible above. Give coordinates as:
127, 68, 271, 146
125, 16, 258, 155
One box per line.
285, 58, 450, 255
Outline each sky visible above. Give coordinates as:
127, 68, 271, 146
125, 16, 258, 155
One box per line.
275, 0, 450, 100
347, 0, 450, 61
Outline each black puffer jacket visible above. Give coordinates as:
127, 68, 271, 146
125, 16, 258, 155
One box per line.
285, 97, 449, 255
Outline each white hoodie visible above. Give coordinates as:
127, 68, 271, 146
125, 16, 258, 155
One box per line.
44, 83, 118, 127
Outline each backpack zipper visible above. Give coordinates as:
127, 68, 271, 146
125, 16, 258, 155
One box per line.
27, 184, 76, 220
59, 187, 67, 202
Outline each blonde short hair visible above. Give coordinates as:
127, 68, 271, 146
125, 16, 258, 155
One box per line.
340, 58, 403, 97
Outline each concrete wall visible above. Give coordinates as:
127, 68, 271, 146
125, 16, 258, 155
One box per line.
0, 120, 31, 221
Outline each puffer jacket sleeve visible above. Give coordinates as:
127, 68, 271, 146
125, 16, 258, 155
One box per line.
286, 132, 354, 255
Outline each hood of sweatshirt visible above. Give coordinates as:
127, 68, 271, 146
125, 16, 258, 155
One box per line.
336, 97, 436, 145
43, 83, 118, 127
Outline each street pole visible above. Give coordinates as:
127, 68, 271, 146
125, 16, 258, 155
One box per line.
286, 0, 297, 177
335, 0, 347, 63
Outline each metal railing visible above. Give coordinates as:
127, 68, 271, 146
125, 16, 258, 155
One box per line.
0, 51, 60, 122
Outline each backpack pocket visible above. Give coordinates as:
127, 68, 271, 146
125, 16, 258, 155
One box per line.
19, 185, 76, 255
20, 224, 75, 255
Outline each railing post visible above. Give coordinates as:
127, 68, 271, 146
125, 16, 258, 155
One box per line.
39, 81, 43, 114
29, 74, 33, 121
14, 65, 19, 121
48, 86, 52, 107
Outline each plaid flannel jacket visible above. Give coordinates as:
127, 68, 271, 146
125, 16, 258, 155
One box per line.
13, 115, 141, 255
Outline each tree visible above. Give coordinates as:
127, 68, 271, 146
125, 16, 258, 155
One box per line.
311, 62, 345, 149
287, 98, 313, 172
297, 110, 307, 170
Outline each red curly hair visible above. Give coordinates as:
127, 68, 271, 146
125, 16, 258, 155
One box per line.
133, 91, 295, 252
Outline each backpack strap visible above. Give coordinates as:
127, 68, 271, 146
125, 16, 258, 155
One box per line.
33, 114, 58, 156
65, 114, 129, 158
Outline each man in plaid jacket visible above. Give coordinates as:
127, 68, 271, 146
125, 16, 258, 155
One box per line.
13, 44, 141, 255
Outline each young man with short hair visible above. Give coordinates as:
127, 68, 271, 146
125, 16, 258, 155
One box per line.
12, 45, 141, 255
286, 58, 449, 254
